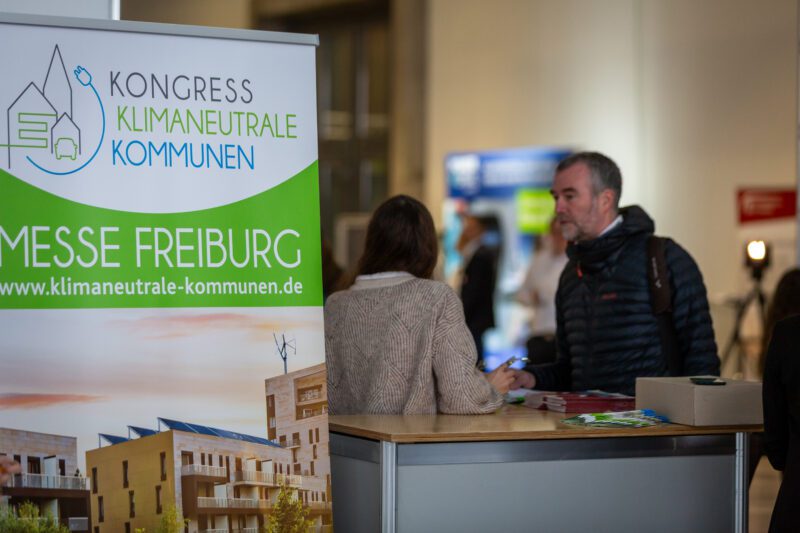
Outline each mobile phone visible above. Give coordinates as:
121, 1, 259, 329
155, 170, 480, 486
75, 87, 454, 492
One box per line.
690, 377, 726, 386
504, 356, 529, 367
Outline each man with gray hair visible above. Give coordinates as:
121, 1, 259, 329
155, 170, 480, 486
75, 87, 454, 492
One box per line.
510, 151, 719, 395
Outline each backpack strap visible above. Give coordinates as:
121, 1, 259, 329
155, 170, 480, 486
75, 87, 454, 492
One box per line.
647, 236, 682, 376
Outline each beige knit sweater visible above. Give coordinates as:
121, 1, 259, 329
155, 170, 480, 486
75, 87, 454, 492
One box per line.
324, 273, 504, 415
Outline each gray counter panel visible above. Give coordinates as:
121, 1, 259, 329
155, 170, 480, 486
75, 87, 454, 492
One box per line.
330, 432, 745, 533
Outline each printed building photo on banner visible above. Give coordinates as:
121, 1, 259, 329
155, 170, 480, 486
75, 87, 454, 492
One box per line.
0, 14, 332, 533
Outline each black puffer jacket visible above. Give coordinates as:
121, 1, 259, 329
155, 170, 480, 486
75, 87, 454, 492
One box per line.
529, 205, 720, 395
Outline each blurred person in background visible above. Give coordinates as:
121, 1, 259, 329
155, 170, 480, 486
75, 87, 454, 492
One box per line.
749, 268, 800, 485
760, 268, 800, 376
517, 217, 568, 365
325, 195, 514, 415
456, 213, 499, 365
762, 312, 800, 532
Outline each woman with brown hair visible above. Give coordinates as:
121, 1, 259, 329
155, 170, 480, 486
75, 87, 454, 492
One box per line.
325, 195, 514, 415
762, 268, 800, 532
760, 268, 800, 374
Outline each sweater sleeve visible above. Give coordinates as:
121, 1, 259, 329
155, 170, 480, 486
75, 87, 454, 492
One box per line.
665, 240, 720, 376
763, 318, 792, 471
324, 327, 340, 416
431, 288, 504, 414
323, 294, 345, 416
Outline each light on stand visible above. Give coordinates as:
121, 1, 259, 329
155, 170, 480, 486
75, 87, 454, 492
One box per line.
745, 240, 770, 281
721, 240, 771, 378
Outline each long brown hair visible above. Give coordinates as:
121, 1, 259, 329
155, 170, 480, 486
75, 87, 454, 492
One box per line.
760, 267, 800, 374
356, 195, 438, 279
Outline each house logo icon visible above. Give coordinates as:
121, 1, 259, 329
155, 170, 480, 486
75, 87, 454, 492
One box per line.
4, 44, 105, 175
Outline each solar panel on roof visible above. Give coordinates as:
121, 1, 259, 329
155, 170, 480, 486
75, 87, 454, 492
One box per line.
159, 418, 192, 432
157, 417, 277, 447
213, 428, 229, 438
248, 435, 271, 445
187, 422, 217, 437
128, 426, 156, 437
99, 433, 129, 445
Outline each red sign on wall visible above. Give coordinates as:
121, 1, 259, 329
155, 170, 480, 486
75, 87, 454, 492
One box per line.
737, 188, 797, 224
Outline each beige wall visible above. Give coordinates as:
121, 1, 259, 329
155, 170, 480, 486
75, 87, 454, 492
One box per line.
264, 363, 330, 499
426, 0, 642, 212
86, 430, 305, 533
426, 0, 797, 298
86, 431, 174, 533
639, 0, 797, 297
0, 427, 79, 475
122, 0, 253, 28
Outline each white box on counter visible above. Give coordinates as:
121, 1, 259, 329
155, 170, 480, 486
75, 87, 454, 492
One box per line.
635, 376, 762, 426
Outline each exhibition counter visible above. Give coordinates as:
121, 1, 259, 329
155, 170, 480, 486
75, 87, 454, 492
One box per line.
329, 405, 761, 533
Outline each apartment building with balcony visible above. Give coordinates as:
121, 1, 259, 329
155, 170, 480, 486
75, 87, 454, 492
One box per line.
0, 427, 90, 532
264, 362, 331, 523
85, 418, 327, 533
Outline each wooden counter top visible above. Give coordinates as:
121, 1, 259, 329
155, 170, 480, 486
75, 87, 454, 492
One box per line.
328, 405, 762, 443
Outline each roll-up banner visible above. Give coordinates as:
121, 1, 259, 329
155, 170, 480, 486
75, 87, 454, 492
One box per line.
0, 14, 331, 532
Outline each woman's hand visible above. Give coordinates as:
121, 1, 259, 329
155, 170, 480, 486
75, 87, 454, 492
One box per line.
509, 369, 536, 390
486, 365, 515, 394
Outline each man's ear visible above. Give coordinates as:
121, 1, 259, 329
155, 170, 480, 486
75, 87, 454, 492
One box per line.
598, 189, 614, 213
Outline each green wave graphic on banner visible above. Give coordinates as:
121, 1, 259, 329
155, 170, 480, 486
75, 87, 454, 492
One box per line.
0, 163, 322, 309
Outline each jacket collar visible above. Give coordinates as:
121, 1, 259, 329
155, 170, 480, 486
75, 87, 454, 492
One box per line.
567, 205, 655, 271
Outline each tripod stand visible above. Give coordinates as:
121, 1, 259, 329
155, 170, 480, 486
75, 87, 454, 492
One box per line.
720, 278, 767, 378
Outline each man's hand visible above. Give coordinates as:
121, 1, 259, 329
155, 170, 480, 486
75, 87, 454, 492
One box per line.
0, 456, 21, 485
486, 365, 515, 395
73, 66, 92, 86
509, 369, 536, 390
